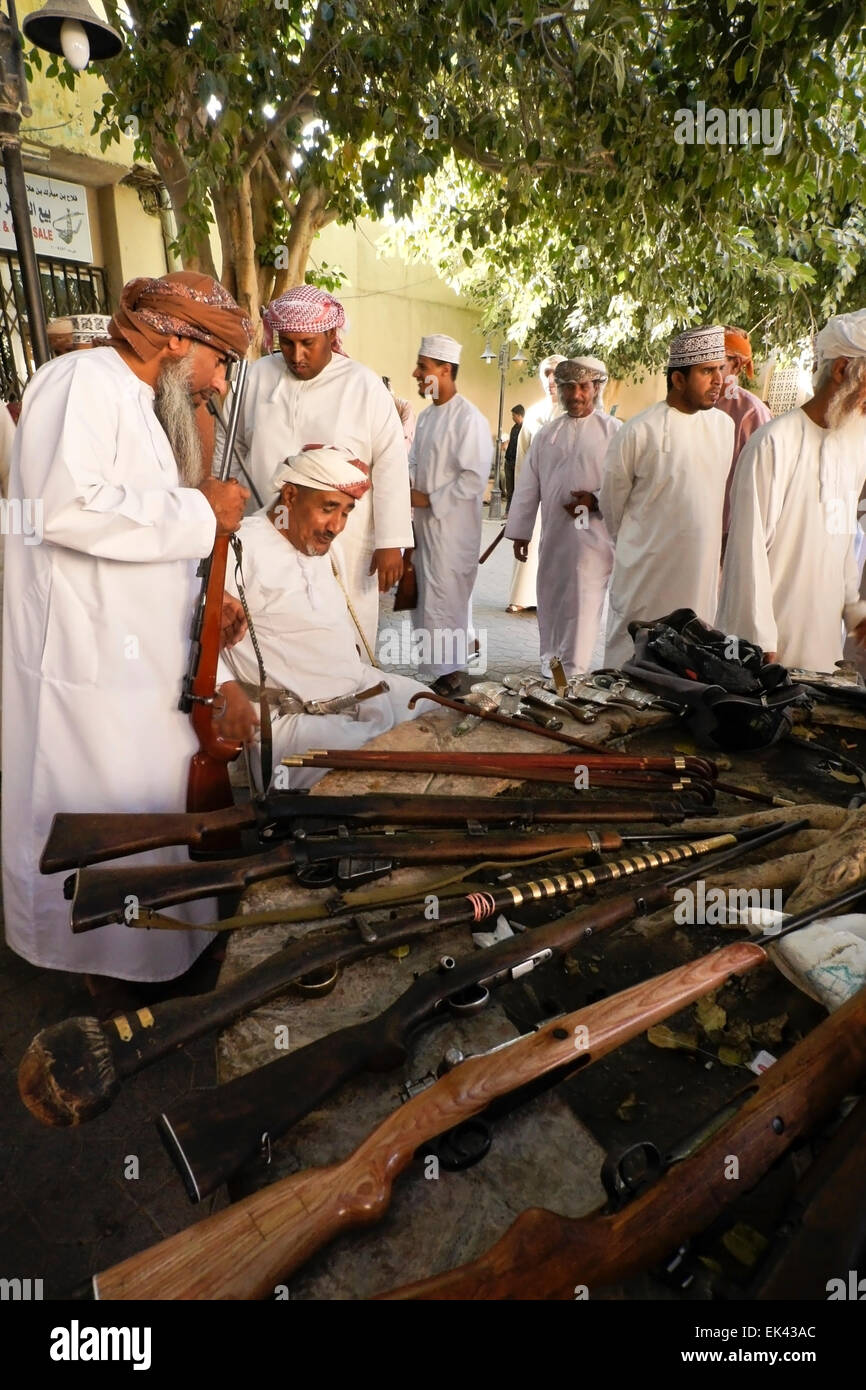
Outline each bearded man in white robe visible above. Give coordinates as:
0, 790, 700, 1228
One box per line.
2, 272, 252, 987
506, 357, 619, 677
717, 309, 866, 670
506, 353, 566, 612
213, 447, 428, 786
407, 334, 492, 693
234, 287, 413, 653
599, 325, 733, 667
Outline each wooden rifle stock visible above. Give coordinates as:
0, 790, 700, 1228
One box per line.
67, 822, 708, 934
92, 942, 768, 1299
153, 820, 801, 1201
40, 794, 710, 874
381, 982, 866, 1300
20, 820, 800, 1133
181, 358, 248, 814
67, 826, 671, 932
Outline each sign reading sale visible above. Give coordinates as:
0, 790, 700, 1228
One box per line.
0, 169, 93, 264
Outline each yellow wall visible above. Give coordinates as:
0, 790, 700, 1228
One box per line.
312, 217, 528, 434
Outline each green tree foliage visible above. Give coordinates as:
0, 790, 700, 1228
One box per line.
390, 0, 866, 372
46, 1, 866, 365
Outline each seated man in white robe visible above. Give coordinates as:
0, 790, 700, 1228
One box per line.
599, 325, 733, 667
717, 309, 866, 671
505, 357, 619, 678
234, 287, 413, 652
214, 446, 429, 787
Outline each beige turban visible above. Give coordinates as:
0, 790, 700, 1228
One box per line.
419, 334, 462, 364
270, 445, 371, 500
554, 356, 608, 383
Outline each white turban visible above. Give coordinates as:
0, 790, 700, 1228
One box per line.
814, 310, 866, 366
419, 333, 462, 364
270, 445, 371, 500
538, 353, 566, 385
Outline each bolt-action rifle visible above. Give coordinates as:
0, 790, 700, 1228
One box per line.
93, 935, 853, 1300
21, 826, 775, 1132
39, 792, 713, 874
65, 819, 731, 933
153, 821, 803, 1204
179, 358, 248, 816
379, 978, 866, 1300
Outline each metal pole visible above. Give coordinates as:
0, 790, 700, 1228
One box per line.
0, 3, 50, 369
487, 341, 507, 521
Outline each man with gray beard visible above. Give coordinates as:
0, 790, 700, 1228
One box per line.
2, 272, 253, 994
717, 308, 866, 670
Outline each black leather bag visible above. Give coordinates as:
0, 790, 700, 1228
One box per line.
623, 609, 811, 750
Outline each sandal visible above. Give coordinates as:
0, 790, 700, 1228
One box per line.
506, 604, 524, 614
430, 672, 464, 695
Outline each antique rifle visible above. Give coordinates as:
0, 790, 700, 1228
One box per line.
20, 823, 797, 1133
93, 942, 796, 1299
154, 821, 804, 1203
749, 1096, 866, 1300
380, 982, 866, 1300
179, 357, 249, 815
40, 792, 711, 874
66, 825, 709, 932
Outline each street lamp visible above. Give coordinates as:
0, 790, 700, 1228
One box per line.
482, 337, 526, 520
0, 0, 122, 368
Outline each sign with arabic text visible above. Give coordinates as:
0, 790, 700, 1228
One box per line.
0, 170, 93, 264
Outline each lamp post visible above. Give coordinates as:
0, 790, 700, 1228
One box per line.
481, 336, 526, 521
0, 0, 122, 370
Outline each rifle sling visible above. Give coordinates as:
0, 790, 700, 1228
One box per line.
230, 534, 272, 793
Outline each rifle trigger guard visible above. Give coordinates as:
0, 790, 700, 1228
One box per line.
426, 1118, 492, 1172
295, 859, 337, 888
600, 1140, 662, 1207
447, 983, 490, 1016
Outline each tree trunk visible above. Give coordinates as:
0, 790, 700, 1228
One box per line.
272, 185, 333, 297
151, 135, 218, 279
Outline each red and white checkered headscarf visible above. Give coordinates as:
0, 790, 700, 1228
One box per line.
262, 286, 347, 353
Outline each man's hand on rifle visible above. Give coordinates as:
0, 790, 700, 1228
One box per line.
213, 681, 259, 742
220, 595, 247, 648
200, 477, 250, 536
370, 547, 404, 591
512, 538, 529, 562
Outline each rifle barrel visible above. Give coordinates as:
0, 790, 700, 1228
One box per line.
93, 942, 767, 1299
381, 982, 866, 1299
40, 794, 712, 873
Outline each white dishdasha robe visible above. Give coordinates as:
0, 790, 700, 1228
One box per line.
408, 394, 491, 678
2, 348, 218, 980
717, 408, 866, 669
218, 513, 428, 788
507, 394, 564, 607
599, 400, 733, 667
235, 352, 413, 651
505, 411, 619, 677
